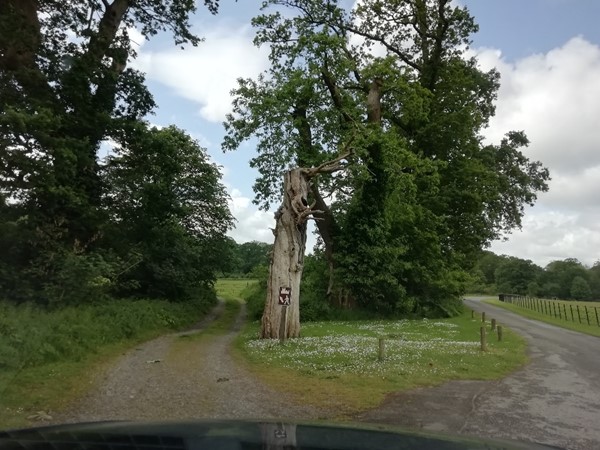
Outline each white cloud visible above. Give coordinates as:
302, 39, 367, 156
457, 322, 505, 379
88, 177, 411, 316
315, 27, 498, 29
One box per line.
226, 188, 275, 244
133, 24, 269, 122
477, 36, 600, 266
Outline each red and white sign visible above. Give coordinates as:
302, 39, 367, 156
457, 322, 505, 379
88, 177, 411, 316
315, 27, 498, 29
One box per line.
278, 287, 291, 305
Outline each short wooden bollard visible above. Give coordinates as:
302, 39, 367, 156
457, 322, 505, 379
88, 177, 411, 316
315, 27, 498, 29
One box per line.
378, 337, 385, 361
480, 326, 487, 351
491, 318, 496, 331
471, 309, 474, 319
497, 325, 503, 342
481, 311, 486, 323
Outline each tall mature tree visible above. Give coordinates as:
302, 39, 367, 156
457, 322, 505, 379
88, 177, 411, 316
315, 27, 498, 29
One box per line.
103, 124, 234, 301
0, 0, 221, 302
224, 0, 550, 335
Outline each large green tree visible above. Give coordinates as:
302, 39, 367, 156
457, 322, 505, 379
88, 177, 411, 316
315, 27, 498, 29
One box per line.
494, 256, 543, 295
0, 0, 230, 304
103, 124, 234, 301
223, 0, 549, 333
541, 258, 589, 300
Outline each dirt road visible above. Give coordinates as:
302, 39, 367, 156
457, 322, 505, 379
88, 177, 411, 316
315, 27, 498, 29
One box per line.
359, 297, 600, 450
52, 301, 328, 424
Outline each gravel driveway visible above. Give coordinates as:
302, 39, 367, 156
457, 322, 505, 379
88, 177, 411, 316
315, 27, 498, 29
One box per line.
52, 301, 328, 424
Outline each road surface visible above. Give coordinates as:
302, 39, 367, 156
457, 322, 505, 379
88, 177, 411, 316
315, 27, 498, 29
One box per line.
51, 302, 328, 424
359, 297, 600, 450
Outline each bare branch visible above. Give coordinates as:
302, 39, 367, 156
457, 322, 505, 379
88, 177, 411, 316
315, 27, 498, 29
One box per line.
345, 25, 422, 72
303, 149, 352, 177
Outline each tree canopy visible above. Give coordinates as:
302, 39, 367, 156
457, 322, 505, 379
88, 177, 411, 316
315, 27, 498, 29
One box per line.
223, 0, 550, 316
0, 0, 233, 306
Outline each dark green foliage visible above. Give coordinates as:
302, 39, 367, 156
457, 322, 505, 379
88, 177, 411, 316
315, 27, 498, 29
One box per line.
243, 276, 268, 322
224, 0, 550, 317
218, 239, 274, 278
0, 2, 233, 306
541, 259, 589, 300
570, 276, 591, 300
469, 252, 599, 301
298, 254, 332, 322
495, 257, 543, 295
103, 125, 234, 301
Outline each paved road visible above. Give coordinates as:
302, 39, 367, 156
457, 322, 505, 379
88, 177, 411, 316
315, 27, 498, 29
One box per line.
360, 297, 600, 450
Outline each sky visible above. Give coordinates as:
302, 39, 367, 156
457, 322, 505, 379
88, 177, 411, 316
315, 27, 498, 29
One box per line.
129, 0, 600, 268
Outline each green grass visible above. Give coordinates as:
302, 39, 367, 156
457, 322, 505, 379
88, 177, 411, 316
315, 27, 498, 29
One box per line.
0, 297, 215, 429
483, 299, 600, 338
234, 310, 527, 416
215, 278, 258, 301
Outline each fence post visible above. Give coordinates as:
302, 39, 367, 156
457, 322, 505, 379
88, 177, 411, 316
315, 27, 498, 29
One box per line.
558, 303, 562, 320
544, 300, 548, 315
562, 304, 568, 321
480, 326, 487, 351
491, 318, 496, 331
378, 337, 385, 361
553, 302, 557, 318
570, 304, 574, 321
585, 306, 590, 325
497, 325, 503, 342
576, 305, 582, 323
482, 311, 486, 323
595, 307, 599, 327
471, 309, 474, 319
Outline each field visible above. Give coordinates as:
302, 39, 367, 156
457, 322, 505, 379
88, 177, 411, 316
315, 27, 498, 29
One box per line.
221, 276, 528, 417
484, 298, 600, 338
215, 278, 257, 301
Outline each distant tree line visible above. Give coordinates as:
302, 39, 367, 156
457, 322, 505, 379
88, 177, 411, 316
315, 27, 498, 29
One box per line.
468, 251, 599, 301
219, 239, 272, 278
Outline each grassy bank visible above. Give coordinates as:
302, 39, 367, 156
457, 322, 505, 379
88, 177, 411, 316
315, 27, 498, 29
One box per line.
0, 297, 214, 429
483, 299, 600, 338
234, 309, 527, 417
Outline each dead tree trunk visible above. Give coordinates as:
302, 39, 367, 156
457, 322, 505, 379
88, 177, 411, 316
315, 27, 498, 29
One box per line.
261, 169, 311, 339
260, 152, 351, 339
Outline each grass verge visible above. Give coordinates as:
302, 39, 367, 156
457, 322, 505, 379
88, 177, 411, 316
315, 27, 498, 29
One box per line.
483, 299, 600, 338
233, 311, 527, 418
0, 297, 215, 429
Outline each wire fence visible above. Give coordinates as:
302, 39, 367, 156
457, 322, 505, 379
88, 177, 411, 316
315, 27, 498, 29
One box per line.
499, 294, 600, 327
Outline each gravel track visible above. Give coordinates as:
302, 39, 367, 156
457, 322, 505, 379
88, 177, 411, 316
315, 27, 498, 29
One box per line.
52, 301, 329, 424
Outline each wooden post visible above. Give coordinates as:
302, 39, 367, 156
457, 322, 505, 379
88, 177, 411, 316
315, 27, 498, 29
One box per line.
471, 309, 474, 319
577, 305, 582, 323
570, 304, 574, 321
562, 304, 567, 321
553, 302, 557, 318
558, 303, 562, 320
491, 318, 496, 331
595, 307, 599, 327
585, 306, 590, 325
378, 337, 385, 361
497, 325, 503, 342
279, 305, 287, 344
482, 311, 486, 323
480, 326, 487, 351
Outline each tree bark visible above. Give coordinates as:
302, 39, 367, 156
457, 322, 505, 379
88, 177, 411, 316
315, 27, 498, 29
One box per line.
260, 169, 311, 339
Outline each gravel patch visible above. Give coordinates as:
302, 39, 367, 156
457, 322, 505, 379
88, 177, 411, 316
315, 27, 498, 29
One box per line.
52, 302, 329, 424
